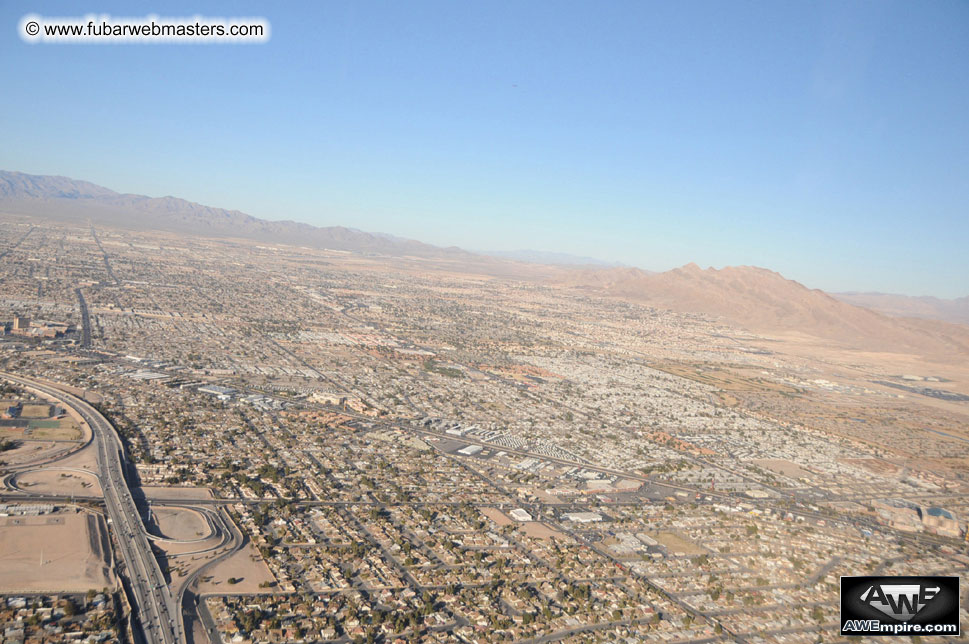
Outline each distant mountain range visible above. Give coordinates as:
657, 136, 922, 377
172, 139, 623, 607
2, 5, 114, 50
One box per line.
833, 292, 969, 326
0, 170, 471, 259
481, 249, 627, 268
2, 170, 967, 358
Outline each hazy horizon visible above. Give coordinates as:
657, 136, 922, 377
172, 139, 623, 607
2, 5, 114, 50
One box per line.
5, 166, 969, 301
3, 1, 968, 297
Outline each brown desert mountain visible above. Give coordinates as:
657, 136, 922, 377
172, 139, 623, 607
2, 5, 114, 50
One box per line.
834, 292, 969, 326
557, 264, 969, 358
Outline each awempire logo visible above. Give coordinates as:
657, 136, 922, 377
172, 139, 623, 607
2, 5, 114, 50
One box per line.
841, 576, 960, 636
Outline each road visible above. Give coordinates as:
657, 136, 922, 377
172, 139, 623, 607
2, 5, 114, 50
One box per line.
1, 372, 182, 644
174, 506, 241, 644
75, 287, 92, 348
90, 223, 120, 286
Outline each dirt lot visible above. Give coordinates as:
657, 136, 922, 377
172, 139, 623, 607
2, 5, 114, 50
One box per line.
20, 403, 53, 418
14, 469, 102, 497
50, 442, 100, 471
194, 541, 276, 594
153, 506, 211, 541
0, 425, 27, 440
0, 512, 115, 593
649, 531, 708, 555
752, 459, 815, 480
839, 458, 902, 476
651, 363, 799, 395
480, 507, 513, 527
0, 440, 82, 468
521, 522, 569, 541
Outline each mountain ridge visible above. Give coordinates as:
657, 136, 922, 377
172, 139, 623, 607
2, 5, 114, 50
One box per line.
480, 249, 628, 268
0, 170, 472, 259
555, 264, 969, 358
3, 170, 967, 359
833, 291, 969, 326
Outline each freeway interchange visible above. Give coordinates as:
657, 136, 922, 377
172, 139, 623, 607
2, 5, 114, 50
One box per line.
1, 372, 182, 644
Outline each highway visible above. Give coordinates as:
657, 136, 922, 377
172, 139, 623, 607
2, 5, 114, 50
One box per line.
1, 372, 182, 644
175, 507, 245, 644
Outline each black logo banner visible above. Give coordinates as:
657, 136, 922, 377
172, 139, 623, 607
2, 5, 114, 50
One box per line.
841, 576, 960, 636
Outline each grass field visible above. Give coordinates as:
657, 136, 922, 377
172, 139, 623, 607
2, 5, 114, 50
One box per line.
28, 419, 62, 428
26, 418, 81, 440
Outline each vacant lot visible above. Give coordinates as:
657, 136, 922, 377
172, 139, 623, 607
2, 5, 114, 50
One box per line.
839, 458, 902, 476
153, 507, 211, 541
0, 512, 115, 592
0, 425, 27, 439
0, 441, 84, 468
652, 363, 798, 395
480, 507, 513, 527
195, 541, 276, 594
753, 458, 814, 480
521, 522, 569, 541
649, 531, 707, 555
14, 468, 102, 497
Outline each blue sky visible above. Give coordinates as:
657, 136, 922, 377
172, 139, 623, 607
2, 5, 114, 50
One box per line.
2, 1, 968, 297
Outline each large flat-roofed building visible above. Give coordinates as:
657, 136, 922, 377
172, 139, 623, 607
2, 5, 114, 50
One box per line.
872, 499, 924, 533
509, 508, 533, 522
563, 511, 602, 523
922, 506, 962, 538
197, 384, 236, 398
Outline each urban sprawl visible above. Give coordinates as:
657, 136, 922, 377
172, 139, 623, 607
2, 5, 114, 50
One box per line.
0, 217, 967, 644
